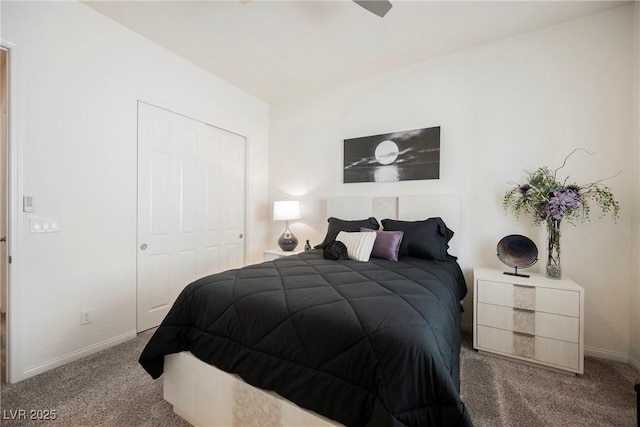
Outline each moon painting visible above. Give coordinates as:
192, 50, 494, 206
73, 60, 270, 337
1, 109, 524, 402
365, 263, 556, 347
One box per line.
374, 140, 399, 165
343, 126, 440, 183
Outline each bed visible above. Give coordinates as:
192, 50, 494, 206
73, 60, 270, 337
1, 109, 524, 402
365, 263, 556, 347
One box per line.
139, 195, 472, 426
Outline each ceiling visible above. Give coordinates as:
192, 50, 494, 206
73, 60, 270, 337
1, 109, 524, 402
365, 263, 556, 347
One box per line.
84, 0, 630, 103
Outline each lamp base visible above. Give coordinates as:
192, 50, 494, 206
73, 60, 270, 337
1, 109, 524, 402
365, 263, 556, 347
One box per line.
278, 224, 298, 251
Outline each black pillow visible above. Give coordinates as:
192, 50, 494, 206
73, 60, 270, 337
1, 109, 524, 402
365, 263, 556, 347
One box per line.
322, 240, 349, 260
315, 217, 380, 249
381, 217, 454, 261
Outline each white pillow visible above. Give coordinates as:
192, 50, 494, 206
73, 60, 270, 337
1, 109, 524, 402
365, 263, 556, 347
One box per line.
336, 231, 377, 262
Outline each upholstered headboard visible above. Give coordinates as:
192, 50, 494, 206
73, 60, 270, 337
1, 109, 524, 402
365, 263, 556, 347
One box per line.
326, 195, 460, 256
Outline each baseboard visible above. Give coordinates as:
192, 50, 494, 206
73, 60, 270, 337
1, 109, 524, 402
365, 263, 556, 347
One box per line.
584, 345, 631, 363
22, 330, 137, 380
628, 354, 640, 373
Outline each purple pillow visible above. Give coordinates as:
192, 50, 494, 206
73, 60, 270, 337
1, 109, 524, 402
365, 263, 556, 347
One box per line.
360, 227, 404, 262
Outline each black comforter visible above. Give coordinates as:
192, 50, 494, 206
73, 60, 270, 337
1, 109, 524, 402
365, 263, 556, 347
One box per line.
139, 250, 472, 426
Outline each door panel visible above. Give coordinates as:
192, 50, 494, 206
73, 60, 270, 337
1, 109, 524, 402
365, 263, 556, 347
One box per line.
137, 102, 245, 332
149, 253, 170, 310
151, 151, 171, 236
180, 157, 198, 234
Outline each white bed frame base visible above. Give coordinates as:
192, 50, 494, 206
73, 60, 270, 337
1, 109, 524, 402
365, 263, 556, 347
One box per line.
164, 352, 340, 426
163, 194, 460, 426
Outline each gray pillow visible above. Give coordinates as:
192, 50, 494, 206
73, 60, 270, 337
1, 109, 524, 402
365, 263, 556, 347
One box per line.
380, 217, 453, 261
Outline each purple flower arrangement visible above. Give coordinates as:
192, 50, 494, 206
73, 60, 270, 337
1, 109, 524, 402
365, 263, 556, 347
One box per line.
543, 187, 581, 221
504, 150, 619, 226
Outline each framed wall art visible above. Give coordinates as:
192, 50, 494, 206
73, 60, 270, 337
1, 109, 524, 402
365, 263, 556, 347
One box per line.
343, 126, 440, 183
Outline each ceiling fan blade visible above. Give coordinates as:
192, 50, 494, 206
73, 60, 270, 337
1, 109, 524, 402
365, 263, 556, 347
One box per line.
353, 0, 393, 18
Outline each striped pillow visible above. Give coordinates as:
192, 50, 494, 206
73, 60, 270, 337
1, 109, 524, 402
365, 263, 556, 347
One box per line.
335, 231, 377, 262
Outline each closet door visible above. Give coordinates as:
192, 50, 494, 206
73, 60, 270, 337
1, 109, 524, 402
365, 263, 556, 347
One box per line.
136, 102, 245, 332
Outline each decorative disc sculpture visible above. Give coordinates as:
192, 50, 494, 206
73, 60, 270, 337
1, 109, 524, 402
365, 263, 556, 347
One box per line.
497, 235, 538, 278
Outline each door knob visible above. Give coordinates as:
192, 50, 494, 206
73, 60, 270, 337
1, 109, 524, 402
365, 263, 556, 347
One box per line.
0, 237, 5, 242
239, 234, 243, 239
140, 243, 148, 250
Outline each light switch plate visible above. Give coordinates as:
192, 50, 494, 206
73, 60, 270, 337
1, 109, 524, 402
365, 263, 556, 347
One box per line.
29, 217, 42, 233
23, 195, 34, 212
29, 217, 60, 233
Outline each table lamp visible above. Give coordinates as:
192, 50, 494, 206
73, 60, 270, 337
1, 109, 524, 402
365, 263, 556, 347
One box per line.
273, 200, 301, 251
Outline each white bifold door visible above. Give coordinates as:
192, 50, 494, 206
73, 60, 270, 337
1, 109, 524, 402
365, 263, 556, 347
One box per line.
137, 102, 245, 332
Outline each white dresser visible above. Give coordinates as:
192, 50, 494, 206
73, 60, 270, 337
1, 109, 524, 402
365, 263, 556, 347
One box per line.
473, 267, 584, 374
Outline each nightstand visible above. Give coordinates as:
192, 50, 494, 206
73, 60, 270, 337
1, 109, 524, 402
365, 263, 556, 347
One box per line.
473, 267, 584, 374
263, 249, 304, 262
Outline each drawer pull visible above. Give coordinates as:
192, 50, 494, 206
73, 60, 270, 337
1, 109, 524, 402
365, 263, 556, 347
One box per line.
513, 307, 535, 313
513, 331, 535, 338
513, 284, 535, 289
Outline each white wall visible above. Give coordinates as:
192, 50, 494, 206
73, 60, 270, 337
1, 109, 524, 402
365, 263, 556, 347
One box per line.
270, 5, 637, 358
630, 1, 640, 370
2, 1, 269, 381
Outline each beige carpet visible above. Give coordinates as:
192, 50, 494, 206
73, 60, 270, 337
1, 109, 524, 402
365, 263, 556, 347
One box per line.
0, 329, 637, 426
460, 332, 637, 426
0, 330, 188, 427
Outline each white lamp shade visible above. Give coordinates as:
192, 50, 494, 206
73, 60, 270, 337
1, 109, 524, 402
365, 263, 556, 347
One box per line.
273, 200, 301, 221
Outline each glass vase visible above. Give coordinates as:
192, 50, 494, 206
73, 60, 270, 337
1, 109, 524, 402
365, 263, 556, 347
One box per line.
546, 219, 561, 279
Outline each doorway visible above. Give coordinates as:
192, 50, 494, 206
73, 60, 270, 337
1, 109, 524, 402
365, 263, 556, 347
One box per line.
1, 46, 9, 383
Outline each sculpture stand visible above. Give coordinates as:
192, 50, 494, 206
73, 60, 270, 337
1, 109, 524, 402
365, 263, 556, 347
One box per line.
503, 267, 530, 278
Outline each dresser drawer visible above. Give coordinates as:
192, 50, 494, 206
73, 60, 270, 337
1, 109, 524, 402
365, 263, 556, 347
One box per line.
477, 280, 535, 310
477, 303, 535, 335
476, 325, 579, 370
477, 280, 512, 306
477, 303, 579, 343
536, 288, 580, 317
477, 280, 579, 317
536, 311, 579, 343
476, 325, 513, 355
476, 325, 535, 359
477, 303, 514, 330
535, 336, 580, 370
